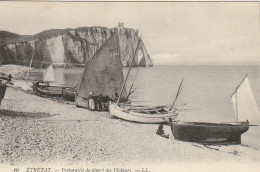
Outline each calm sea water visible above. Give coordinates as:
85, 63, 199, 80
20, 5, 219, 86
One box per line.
53, 65, 260, 121
52, 65, 260, 148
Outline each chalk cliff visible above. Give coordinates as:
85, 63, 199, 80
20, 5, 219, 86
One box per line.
0, 23, 153, 67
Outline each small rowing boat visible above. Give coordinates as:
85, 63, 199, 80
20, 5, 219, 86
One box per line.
109, 103, 178, 124
109, 32, 184, 123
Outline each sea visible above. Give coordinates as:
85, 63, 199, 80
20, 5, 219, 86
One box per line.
52, 65, 260, 148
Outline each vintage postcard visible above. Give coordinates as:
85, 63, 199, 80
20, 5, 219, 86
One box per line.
0, 1, 259, 172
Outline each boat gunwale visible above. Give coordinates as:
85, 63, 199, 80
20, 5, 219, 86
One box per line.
36, 86, 62, 96
110, 103, 177, 118
173, 120, 249, 128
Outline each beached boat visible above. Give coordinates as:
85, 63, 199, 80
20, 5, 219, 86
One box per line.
109, 32, 182, 123
35, 84, 63, 97
23, 46, 75, 98
109, 103, 178, 124
34, 64, 63, 97
170, 75, 258, 144
170, 120, 249, 144
75, 30, 127, 111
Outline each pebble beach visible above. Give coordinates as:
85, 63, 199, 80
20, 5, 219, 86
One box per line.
0, 65, 260, 171
1, 86, 260, 166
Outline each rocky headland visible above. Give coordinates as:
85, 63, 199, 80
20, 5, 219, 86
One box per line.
0, 23, 153, 68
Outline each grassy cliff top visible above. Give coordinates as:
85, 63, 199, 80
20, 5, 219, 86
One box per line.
0, 26, 125, 45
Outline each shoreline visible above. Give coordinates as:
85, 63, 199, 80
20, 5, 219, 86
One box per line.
0, 86, 260, 166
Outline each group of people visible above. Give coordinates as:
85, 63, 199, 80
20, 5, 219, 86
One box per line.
87, 92, 114, 111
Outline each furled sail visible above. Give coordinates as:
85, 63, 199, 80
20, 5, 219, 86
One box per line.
231, 76, 260, 124
76, 31, 127, 102
43, 64, 55, 83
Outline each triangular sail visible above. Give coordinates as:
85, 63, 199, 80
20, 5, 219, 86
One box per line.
77, 32, 127, 101
43, 64, 55, 83
231, 76, 260, 124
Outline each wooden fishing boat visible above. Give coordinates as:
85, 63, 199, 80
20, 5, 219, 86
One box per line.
75, 31, 127, 111
35, 84, 63, 97
108, 32, 184, 123
170, 75, 258, 145
33, 64, 65, 97
25, 46, 73, 99
109, 103, 178, 124
170, 120, 249, 144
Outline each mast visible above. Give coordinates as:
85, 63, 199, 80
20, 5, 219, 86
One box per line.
169, 77, 184, 111
235, 92, 238, 121
231, 74, 248, 121
116, 35, 142, 105
231, 74, 248, 97
127, 68, 139, 97
26, 48, 35, 82
40, 53, 47, 70
117, 28, 121, 66
126, 34, 140, 98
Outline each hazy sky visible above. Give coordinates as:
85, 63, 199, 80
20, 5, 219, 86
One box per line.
0, 2, 259, 65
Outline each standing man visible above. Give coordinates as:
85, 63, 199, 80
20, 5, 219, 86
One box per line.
7, 74, 12, 83
88, 92, 95, 110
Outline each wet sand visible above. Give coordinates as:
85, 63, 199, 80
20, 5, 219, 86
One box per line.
0, 86, 260, 166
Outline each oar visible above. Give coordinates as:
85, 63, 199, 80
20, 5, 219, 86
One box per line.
26, 48, 35, 82
169, 77, 184, 111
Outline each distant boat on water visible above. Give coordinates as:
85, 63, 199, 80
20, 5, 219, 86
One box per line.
34, 64, 64, 97
42, 64, 55, 83
170, 75, 258, 145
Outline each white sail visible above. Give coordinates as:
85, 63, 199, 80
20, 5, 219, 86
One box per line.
231, 76, 260, 124
43, 64, 55, 83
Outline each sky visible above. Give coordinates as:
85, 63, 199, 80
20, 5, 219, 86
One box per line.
0, 1, 259, 65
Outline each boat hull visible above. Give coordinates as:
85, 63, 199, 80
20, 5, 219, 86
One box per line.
36, 85, 62, 97
109, 103, 178, 124
171, 121, 249, 144
75, 95, 89, 108
62, 87, 75, 102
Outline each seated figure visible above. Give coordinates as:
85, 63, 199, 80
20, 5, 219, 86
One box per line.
156, 124, 169, 139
